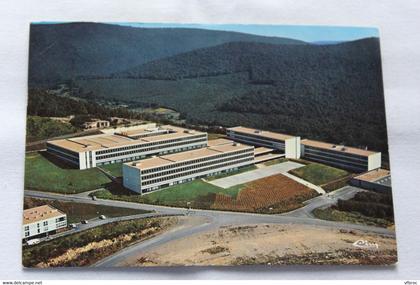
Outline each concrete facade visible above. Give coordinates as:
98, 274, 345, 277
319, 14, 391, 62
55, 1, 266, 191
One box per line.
23, 205, 67, 240
47, 125, 208, 170
123, 141, 255, 194
226, 126, 301, 159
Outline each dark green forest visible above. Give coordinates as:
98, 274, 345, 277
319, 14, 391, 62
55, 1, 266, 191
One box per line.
28, 23, 389, 154
73, 39, 388, 153
337, 191, 394, 221
29, 22, 303, 86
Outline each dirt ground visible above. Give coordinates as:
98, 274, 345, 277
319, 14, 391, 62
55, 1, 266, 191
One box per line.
122, 223, 397, 266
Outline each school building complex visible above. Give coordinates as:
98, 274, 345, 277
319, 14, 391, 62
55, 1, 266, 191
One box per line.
123, 139, 254, 194
46, 124, 207, 169
300, 139, 382, 173
226, 126, 301, 159
46, 123, 384, 194
226, 126, 381, 172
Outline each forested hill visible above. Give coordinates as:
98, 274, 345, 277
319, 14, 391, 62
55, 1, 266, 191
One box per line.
29, 22, 305, 86
114, 38, 381, 82
74, 37, 389, 153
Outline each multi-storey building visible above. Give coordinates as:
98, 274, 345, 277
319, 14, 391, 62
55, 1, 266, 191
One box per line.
226, 126, 301, 159
46, 125, 207, 169
23, 205, 67, 240
123, 140, 254, 194
301, 139, 381, 172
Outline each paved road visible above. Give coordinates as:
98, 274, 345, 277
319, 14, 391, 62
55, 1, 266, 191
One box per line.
208, 161, 304, 188
284, 186, 365, 218
24, 186, 395, 267
34, 213, 167, 244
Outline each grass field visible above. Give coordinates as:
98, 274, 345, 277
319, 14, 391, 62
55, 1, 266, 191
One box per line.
92, 180, 245, 209
93, 173, 318, 214
100, 162, 123, 177
204, 165, 257, 181
288, 163, 349, 185
211, 174, 319, 213
312, 207, 393, 228
263, 158, 288, 166
25, 152, 112, 194
24, 197, 150, 223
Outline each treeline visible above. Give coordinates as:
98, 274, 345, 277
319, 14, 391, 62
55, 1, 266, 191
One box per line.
26, 116, 77, 142
337, 191, 394, 220
27, 88, 140, 119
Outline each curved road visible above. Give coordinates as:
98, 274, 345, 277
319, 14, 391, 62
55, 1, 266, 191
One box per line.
24, 187, 395, 267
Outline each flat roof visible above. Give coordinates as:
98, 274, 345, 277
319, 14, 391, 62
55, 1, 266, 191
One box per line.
354, 168, 391, 182
23, 205, 65, 225
128, 142, 253, 170
254, 147, 275, 155
301, 139, 378, 157
227, 126, 295, 141
47, 125, 205, 153
207, 138, 232, 147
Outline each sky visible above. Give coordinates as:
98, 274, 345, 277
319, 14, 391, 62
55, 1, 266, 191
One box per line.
35, 22, 379, 43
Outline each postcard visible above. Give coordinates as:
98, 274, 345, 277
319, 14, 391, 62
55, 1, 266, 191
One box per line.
23, 22, 396, 267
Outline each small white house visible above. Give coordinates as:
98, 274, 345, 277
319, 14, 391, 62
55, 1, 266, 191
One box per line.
23, 205, 67, 240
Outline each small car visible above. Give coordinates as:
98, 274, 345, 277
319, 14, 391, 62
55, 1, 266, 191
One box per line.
81, 220, 89, 224
69, 223, 77, 229
26, 238, 40, 246
99, 215, 106, 220
91, 195, 97, 201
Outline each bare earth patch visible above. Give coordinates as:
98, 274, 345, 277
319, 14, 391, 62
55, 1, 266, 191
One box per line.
124, 224, 397, 266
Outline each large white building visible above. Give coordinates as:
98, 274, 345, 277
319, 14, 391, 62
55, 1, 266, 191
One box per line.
23, 205, 67, 240
226, 126, 301, 159
47, 124, 208, 169
301, 139, 381, 172
123, 139, 255, 194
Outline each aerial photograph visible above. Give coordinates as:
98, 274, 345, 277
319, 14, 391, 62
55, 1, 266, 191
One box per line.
22, 22, 396, 267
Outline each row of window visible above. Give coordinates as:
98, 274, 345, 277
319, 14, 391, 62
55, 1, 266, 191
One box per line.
47, 143, 79, 157
128, 130, 170, 139
228, 131, 287, 145
228, 134, 285, 150
96, 138, 207, 160
141, 148, 254, 174
303, 154, 366, 172
304, 146, 369, 161
47, 146, 79, 164
142, 157, 254, 186
96, 134, 207, 155
304, 148, 368, 167
142, 153, 254, 180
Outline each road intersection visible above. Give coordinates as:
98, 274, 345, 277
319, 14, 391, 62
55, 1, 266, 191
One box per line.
24, 186, 395, 267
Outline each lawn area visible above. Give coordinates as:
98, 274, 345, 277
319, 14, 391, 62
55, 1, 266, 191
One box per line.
288, 163, 349, 185
25, 152, 112, 194
312, 207, 393, 228
93, 174, 318, 214
92, 179, 245, 209
204, 165, 257, 181
100, 162, 123, 177
22, 217, 176, 267
24, 197, 150, 223
263, 158, 288, 166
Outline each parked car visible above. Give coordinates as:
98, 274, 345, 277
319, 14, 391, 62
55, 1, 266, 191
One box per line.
81, 220, 89, 224
91, 195, 97, 201
26, 238, 40, 246
69, 223, 77, 229
99, 215, 106, 220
